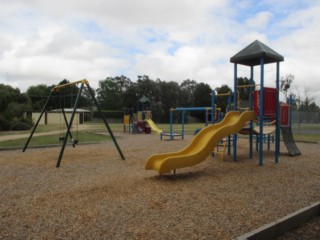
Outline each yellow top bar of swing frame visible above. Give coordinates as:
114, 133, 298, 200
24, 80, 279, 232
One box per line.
52, 79, 89, 92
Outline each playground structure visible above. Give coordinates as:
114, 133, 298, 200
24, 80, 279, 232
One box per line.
146, 40, 301, 175
124, 108, 163, 134
145, 119, 163, 134
22, 79, 125, 167
145, 110, 255, 174
123, 95, 163, 134
162, 91, 229, 140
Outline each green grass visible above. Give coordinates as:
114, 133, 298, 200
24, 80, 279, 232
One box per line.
0, 131, 112, 149
1, 122, 319, 150
0, 125, 61, 136
290, 133, 319, 142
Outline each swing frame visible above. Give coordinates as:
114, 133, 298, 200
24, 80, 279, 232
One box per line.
22, 79, 125, 167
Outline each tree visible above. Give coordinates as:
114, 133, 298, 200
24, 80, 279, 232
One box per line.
97, 77, 124, 110
26, 84, 51, 111
215, 84, 232, 112
158, 81, 180, 122
179, 79, 198, 107
280, 74, 294, 103
0, 84, 32, 130
299, 86, 317, 111
122, 84, 139, 108
192, 83, 212, 120
135, 75, 161, 104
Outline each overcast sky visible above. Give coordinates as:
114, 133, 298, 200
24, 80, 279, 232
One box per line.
0, 0, 319, 103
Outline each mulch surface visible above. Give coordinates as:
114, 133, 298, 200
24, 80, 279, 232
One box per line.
1, 133, 319, 239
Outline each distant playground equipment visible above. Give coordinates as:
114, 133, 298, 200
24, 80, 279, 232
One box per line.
145, 119, 163, 134
161, 91, 230, 141
23, 79, 125, 167
123, 95, 163, 134
146, 40, 301, 175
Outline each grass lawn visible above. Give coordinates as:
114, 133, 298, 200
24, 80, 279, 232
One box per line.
0, 131, 112, 149
0, 122, 318, 150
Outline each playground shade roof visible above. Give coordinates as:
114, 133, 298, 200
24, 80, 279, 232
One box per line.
138, 95, 151, 103
230, 40, 284, 66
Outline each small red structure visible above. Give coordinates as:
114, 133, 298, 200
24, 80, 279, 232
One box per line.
280, 104, 290, 126
253, 87, 277, 116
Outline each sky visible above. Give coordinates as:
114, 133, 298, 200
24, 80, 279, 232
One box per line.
0, 0, 319, 103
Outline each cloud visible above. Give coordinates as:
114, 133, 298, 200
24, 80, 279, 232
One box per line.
246, 11, 273, 29
0, 0, 320, 106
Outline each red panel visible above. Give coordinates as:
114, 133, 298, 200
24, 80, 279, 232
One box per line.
253, 88, 277, 116
280, 104, 290, 126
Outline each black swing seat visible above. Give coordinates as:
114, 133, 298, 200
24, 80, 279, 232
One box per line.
59, 137, 79, 145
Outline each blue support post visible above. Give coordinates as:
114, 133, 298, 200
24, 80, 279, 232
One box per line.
289, 94, 293, 128
211, 90, 215, 124
182, 110, 185, 140
170, 109, 173, 140
249, 66, 254, 159
227, 93, 232, 155
233, 63, 238, 161
259, 58, 264, 166
275, 61, 280, 163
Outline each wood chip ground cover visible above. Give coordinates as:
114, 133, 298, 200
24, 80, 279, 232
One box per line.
0, 133, 319, 239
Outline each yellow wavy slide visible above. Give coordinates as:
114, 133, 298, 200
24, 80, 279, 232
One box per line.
145, 119, 163, 134
145, 111, 255, 174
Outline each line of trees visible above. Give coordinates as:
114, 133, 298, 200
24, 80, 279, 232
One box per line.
95, 75, 255, 122
23, 75, 252, 123
1, 74, 319, 130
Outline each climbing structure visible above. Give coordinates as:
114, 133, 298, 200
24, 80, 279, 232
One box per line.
230, 40, 284, 165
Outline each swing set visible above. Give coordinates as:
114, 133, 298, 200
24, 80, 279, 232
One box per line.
22, 79, 125, 167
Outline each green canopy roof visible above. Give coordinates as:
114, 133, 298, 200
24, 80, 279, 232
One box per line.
230, 40, 284, 66
138, 95, 150, 103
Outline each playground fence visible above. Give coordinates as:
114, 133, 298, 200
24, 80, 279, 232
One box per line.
291, 110, 320, 136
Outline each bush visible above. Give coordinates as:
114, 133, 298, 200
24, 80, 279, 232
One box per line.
11, 121, 31, 131
0, 115, 10, 131
10, 117, 33, 131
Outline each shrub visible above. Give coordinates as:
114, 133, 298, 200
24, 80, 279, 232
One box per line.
0, 115, 10, 131
10, 117, 33, 131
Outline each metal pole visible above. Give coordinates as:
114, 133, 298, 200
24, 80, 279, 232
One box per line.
23, 91, 54, 152
170, 110, 173, 140
233, 63, 238, 161
249, 66, 254, 159
56, 83, 84, 167
61, 108, 75, 147
259, 58, 265, 166
85, 82, 125, 160
211, 90, 215, 124
227, 93, 232, 155
289, 94, 293, 128
275, 61, 280, 163
182, 110, 185, 140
